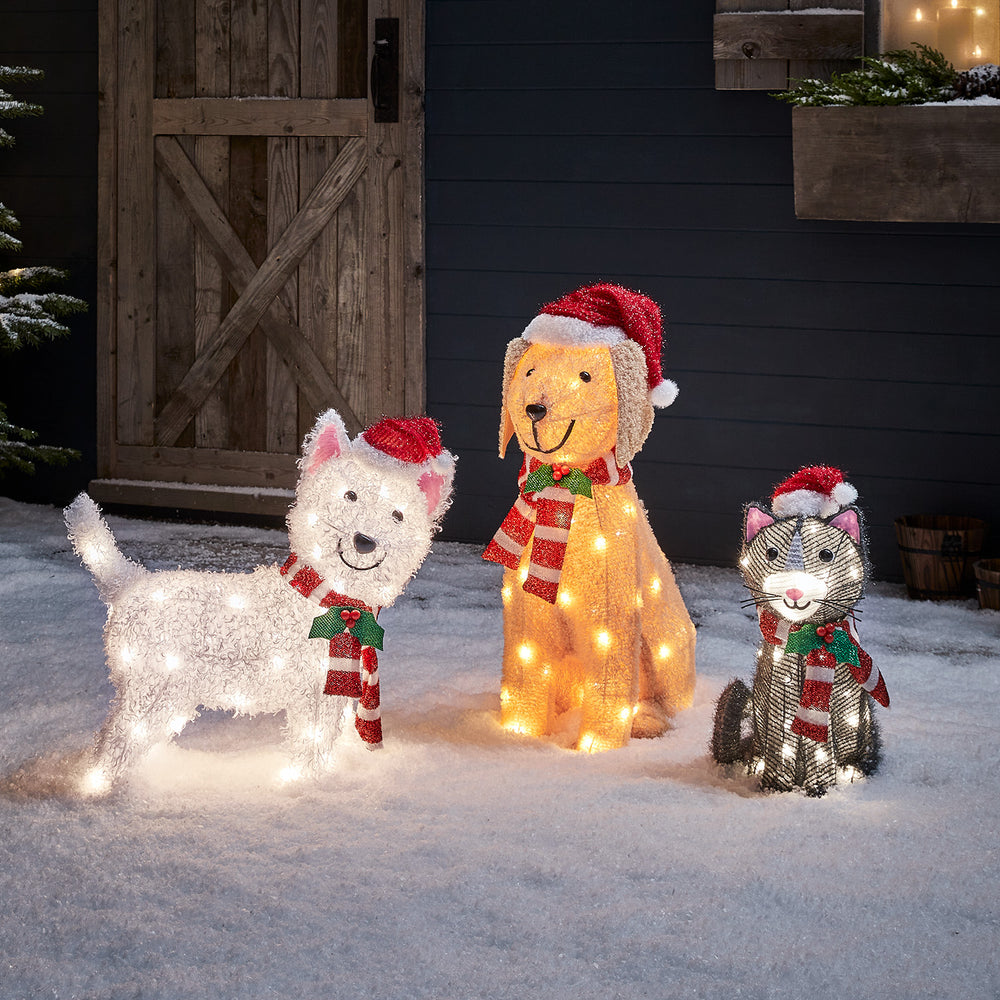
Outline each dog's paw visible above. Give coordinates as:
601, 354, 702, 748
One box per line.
631, 699, 671, 739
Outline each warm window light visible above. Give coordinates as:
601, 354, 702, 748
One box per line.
884, 0, 999, 70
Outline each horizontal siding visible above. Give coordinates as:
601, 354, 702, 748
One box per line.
424, 0, 1000, 577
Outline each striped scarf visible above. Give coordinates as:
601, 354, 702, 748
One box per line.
281, 553, 383, 746
759, 610, 889, 744
483, 452, 631, 604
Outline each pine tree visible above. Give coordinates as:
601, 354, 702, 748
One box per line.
0, 64, 87, 474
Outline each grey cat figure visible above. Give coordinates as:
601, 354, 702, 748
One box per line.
711, 466, 890, 796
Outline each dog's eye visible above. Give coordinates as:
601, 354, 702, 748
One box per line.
392, 510, 404, 523
344, 490, 358, 502
579, 371, 591, 382
818, 548, 834, 563
765, 546, 780, 561
525, 368, 534, 377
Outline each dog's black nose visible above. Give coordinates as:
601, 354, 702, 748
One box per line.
525, 403, 547, 423
353, 532, 377, 554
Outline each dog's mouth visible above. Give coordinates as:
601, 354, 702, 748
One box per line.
337, 536, 387, 572
522, 419, 575, 455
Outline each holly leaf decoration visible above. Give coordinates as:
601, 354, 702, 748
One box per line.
786, 623, 858, 667
523, 465, 593, 499
309, 607, 385, 650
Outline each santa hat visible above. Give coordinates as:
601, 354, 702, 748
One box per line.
771, 465, 858, 518
358, 415, 455, 476
520, 283, 679, 408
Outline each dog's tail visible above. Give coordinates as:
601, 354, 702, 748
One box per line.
64, 493, 147, 605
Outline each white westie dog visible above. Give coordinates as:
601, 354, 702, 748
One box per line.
65, 409, 455, 793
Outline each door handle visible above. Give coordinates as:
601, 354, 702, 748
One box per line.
370, 18, 399, 123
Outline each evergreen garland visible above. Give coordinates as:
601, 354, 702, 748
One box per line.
0, 65, 86, 474
775, 44, 958, 107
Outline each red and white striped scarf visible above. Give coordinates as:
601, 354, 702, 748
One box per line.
483, 452, 631, 604
281, 553, 382, 746
759, 609, 889, 743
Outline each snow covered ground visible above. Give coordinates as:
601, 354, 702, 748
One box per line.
1, 495, 998, 1000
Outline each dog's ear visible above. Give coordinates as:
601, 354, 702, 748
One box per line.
499, 338, 530, 458
300, 408, 350, 475
419, 451, 456, 522
610, 340, 654, 464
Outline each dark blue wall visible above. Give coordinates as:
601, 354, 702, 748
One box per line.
424, 0, 1000, 574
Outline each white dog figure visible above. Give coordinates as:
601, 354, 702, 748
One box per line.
66, 409, 455, 793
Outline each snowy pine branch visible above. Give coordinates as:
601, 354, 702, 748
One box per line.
775, 45, 958, 107
0, 401, 79, 474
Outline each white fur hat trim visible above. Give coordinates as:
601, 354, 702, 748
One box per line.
773, 482, 858, 519
521, 313, 627, 347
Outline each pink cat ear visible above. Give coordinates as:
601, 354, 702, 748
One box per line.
303, 409, 349, 475
745, 505, 775, 542
829, 508, 861, 543
419, 470, 444, 516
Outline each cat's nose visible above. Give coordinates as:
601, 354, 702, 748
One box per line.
525, 403, 547, 423
353, 532, 377, 554
786, 588, 804, 601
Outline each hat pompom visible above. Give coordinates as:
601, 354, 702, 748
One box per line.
648, 378, 679, 409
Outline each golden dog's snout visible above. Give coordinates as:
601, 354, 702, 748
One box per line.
525, 403, 547, 422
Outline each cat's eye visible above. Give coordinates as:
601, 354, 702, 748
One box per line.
579, 371, 591, 382
818, 548, 834, 562
392, 510, 404, 523
765, 546, 780, 561
344, 490, 358, 502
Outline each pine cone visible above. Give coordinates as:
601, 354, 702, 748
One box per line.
954, 63, 1000, 99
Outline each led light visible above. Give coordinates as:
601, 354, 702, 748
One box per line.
278, 765, 303, 784
619, 706, 632, 722
307, 512, 318, 526
272, 656, 285, 670
518, 566, 529, 583
782, 743, 794, 760
152, 590, 165, 603
557, 589, 573, 607
170, 715, 188, 733
82, 767, 110, 795
657, 644, 670, 659
518, 643, 533, 662
229, 594, 244, 609
594, 536, 607, 551
596, 630, 611, 649
502, 584, 513, 603
649, 577, 661, 594
846, 713, 859, 728
312, 544, 323, 560
164, 654, 181, 672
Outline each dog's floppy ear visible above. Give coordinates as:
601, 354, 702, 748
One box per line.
300, 408, 350, 475
499, 338, 530, 458
610, 340, 655, 464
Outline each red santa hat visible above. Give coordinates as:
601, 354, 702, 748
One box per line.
771, 465, 858, 518
520, 283, 679, 408
358, 415, 455, 477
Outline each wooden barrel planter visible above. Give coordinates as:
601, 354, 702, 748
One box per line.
974, 560, 1000, 611
894, 515, 987, 600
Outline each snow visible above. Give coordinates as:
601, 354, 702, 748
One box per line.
1, 496, 998, 999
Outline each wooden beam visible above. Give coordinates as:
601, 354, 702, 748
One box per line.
88, 478, 295, 517
153, 136, 367, 445
714, 11, 864, 61
153, 97, 368, 136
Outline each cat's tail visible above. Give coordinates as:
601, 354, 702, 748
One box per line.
64, 493, 148, 605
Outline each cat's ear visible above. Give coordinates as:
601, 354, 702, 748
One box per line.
828, 507, 861, 543
745, 504, 775, 542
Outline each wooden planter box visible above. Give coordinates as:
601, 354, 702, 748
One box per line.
793, 105, 1000, 223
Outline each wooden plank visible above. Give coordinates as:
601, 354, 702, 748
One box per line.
267, 0, 300, 454
155, 0, 196, 98
228, 0, 270, 454
193, 0, 231, 448
153, 136, 368, 444
88, 478, 295, 517
154, 136, 196, 445
713, 12, 864, 61
116, 0, 157, 446
401, 0, 426, 417
794, 106, 1000, 223
152, 97, 369, 135
96, 0, 118, 477
110, 443, 298, 485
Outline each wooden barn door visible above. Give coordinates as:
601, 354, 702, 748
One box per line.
93, 0, 424, 514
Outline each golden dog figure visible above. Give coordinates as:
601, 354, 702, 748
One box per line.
484, 283, 696, 751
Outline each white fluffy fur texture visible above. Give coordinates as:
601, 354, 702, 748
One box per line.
66, 408, 455, 792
